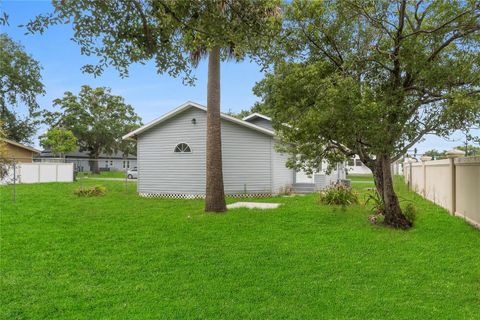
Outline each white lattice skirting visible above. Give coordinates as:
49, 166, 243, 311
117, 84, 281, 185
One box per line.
139, 192, 272, 199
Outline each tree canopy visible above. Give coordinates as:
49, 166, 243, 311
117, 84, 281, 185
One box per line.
40, 128, 77, 158
0, 33, 45, 144
26, 0, 280, 82
255, 0, 480, 228
44, 86, 142, 172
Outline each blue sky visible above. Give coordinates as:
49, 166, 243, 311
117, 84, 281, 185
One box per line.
2, 0, 477, 153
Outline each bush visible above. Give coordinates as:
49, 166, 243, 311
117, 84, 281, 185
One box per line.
403, 202, 416, 224
278, 185, 293, 196
365, 190, 416, 226
74, 185, 107, 197
318, 183, 358, 206
364, 189, 385, 216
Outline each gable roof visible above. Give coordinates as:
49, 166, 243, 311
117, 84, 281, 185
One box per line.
242, 113, 272, 122
122, 101, 275, 140
1, 138, 40, 154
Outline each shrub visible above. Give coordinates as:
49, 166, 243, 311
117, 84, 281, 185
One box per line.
318, 183, 358, 206
74, 185, 106, 197
278, 185, 293, 196
403, 202, 416, 224
364, 189, 385, 216
365, 190, 416, 226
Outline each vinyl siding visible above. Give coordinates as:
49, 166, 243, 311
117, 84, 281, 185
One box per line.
245, 117, 273, 131
222, 119, 272, 194
272, 142, 294, 193
137, 107, 274, 195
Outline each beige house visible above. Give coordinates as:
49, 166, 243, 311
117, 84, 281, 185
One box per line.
1, 138, 40, 163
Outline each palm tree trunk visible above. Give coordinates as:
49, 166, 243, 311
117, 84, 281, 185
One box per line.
205, 46, 226, 212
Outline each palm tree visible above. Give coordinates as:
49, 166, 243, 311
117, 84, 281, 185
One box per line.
190, 1, 280, 213
191, 45, 233, 212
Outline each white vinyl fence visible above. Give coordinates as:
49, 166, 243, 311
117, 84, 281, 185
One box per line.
404, 153, 479, 228
1, 163, 74, 184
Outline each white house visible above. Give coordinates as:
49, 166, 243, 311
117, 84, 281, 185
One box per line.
39, 149, 137, 172
346, 156, 372, 175
346, 155, 404, 176
123, 102, 346, 198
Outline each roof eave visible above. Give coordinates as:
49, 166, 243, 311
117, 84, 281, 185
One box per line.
122, 101, 275, 140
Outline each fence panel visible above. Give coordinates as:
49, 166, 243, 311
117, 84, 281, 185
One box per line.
454, 157, 480, 226
424, 160, 451, 211
405, 156, 480, 228
410, 164, 424, 193
13, 163, 74, 183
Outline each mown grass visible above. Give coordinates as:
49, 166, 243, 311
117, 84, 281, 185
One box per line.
1, 177, 479, 319
82, 170, 127, 179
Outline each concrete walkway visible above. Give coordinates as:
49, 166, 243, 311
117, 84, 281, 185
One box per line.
227, 202, 281, 209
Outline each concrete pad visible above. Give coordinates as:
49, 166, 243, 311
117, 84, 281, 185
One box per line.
227, 202, 281, 209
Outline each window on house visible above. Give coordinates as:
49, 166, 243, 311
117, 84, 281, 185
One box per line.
123, 161, 126, 169
110, 160, 113, 166
174, 143, 192, 153
348, 158, 355, 166
127, 161, 130, 168
356, 160, 363, 167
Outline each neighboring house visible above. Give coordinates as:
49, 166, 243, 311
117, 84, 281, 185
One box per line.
346, 156, 372, 175
123, 101, 345, 198
346, 155, 404, 175
1, 138, 40, 163
39, 149, 137, 172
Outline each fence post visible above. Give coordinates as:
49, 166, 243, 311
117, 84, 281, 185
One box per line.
13, 158, 16, 203
405, 158, 414, 190
446, 149, 465, 215
420, 156, 432, 197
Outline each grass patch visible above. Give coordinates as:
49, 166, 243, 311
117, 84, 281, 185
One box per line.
348, 174, 375, 184
1, 177, 479, 319
80, 171, 127, 179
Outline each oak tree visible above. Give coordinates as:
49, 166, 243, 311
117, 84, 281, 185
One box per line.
0, 34, 44, 144
256, 0, 480, 228
44, 86, 142, 173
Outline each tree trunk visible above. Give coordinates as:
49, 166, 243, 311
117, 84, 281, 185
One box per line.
88, 151, 100, 174
371, 158, 384, 200
89, 159, 99, 174
378, 154, 411, 229
204, 46, 226, 212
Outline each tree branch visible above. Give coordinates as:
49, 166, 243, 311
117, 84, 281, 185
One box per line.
428, 25, 480, 62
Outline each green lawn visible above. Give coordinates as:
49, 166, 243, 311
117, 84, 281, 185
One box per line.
348, 174, 375, 184
1, 177, 479, 319
82, 170, 127, 178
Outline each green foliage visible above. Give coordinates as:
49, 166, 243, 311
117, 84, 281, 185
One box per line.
74, 185, 107, 197
364, 190, 385, 216
0, 33, 44, 144
0, 120, 11, 178
40, 128, 77, 157
25, 0, 281, 82
227, 101, 273, 119
455, 145, 480, 157
254, 0, 480, 227
403, 203, 417, 225
423, 149, 446, 160
44, 86, 142, 160
318, 184, 359, 206
255, 0, 480, 170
